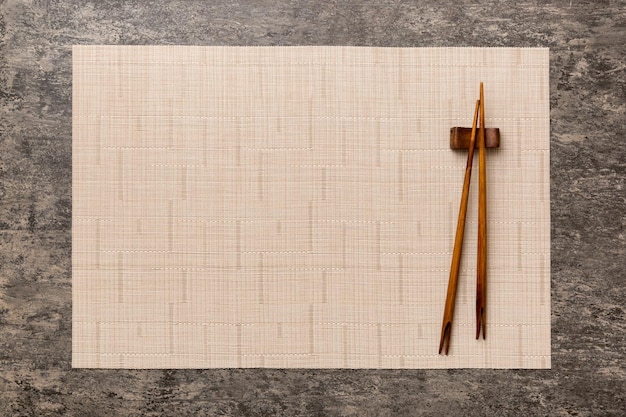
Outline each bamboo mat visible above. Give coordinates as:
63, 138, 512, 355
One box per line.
72, 46, 550, 368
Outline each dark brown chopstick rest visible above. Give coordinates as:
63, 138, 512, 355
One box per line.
450, 127, 500, 149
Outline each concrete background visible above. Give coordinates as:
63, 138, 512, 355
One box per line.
0, 0, 624, 415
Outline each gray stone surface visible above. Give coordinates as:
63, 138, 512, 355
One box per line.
0, 0, 624, 415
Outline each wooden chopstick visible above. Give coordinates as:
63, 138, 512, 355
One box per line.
438, 99, 480, 355
476, 82, 487, 340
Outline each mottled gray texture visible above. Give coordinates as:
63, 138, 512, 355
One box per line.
0, 0, 624, 416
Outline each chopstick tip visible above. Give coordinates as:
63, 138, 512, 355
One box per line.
439, 322, 452, 355
476, 307, 486, 340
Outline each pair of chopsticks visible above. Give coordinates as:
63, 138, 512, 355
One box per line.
438, 83, 487, 355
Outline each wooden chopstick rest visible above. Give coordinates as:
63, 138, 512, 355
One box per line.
450, 127, 500, 149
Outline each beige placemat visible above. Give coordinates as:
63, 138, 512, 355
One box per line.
72, 46, 550, 369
